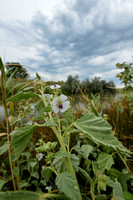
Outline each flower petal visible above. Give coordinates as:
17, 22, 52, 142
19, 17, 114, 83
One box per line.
53, 97, 58, 105
52, 105, 60, 113
60, 101, 70, 113
59, 94, 67, 102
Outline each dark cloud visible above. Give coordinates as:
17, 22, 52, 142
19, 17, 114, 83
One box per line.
1, 0, 133, 86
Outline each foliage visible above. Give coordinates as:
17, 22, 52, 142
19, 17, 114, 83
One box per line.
0, 57, 133, 200
6, 62, 29, 79
62, 75, 80, 95
103, 94, 133, 150
116, 62, 133, 87
62, 75, 116, 97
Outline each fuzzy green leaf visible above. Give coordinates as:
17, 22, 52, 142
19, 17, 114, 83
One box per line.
0, 179, 6, 190
81, 144, 93, 157
40, 106, 52, 112
41, 167, 53, 182
73, 145, 87, 159
107, 179, 124, 200
11, 125, 36, 158
0, 191, 40, 200
97, 152, 114, 172
35, 100, 45, 111
122, 192, 133, 200
7, 91, 37, 102
63, 109, 75, 125
74, 113, 130, 153
53, 151, 69, 173
55, 172, 80, 200
113, 179, 124, 200
0, 143, 8, 155
78, 167, 93, 185
40, 121, 57, 127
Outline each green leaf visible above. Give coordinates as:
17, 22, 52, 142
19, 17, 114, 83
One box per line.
35, 100, 45, 111
73, 145, 87, 159
13, 167, 19, 177
10, 116, 21, 126
36, 141, 57, 152
40, 121, 57, 127
33, 115, 44, 121
107, 168, 121, 181
107, 179, 124, 200
97, 152, 114, 172
31, 172, 39, 179
0, 179, 6, 190
40, 106, 52, 113
5, 70, 16, 90
81, 144, 93, 157
41, 167, 53, 182
18, 181, 29, 188
55, 172, 81, 200
53, 151, 69, 173
74, 113, 130, 153
8, 82, 28, 94
0, 58, 6, 81
122, 192, 133, 200
0, 143, 8, 155
78, 167, 93, 185
0, 191, 40, 200
0, 57, 3, 70
11, 125, 36, 158
29, 159, 37, 169
97, 173, 108, 193
63, 110, 75, 125
118, 174, 128, 192
112, 179, 124, 200
7, 91, 37, 102
36, 72, 41, 80
70, 154, 79, 172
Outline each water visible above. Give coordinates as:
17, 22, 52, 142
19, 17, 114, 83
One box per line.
0, 106, 6, 121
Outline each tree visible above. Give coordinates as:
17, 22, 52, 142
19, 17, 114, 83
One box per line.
116, 62, 133, 87
61, 75, 80, 95
6, 62, 29, 79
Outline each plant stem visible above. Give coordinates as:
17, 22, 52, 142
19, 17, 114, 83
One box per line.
41, 93, 82, 199
117, 151, 133, 175
1, 65, 16, 190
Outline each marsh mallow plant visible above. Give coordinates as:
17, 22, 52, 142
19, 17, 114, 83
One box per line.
0, 57, 133, 200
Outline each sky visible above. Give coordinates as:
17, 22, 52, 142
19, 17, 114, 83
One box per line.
0, 0, 133, 87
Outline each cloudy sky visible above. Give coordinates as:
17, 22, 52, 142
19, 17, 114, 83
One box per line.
0, 0, 133, 87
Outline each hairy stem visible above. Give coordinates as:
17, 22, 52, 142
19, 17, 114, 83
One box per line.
1, 65, 16, 190
41, 93, 82, 199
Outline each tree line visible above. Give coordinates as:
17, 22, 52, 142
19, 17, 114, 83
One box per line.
0, 62, 116, 98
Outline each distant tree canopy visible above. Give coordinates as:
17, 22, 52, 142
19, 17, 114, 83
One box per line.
61, 75, 80, 95
62, 75, 116, 96
6, 62, 29, 79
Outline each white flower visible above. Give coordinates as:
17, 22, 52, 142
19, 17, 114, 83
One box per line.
10, 131, 15, 135
28, 121, 32, 125
52, 94, 70, 113
50, 84, 60, 89
37, 153, 43, 161
45, 186, 52, 190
